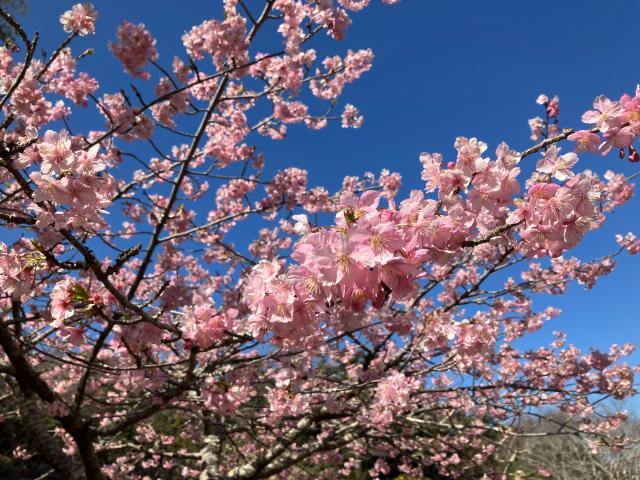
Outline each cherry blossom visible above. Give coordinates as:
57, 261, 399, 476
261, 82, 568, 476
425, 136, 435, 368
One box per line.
0, 2, 637, 479
536, 144, 579, 181
59, 3, 97, 36
581, 95, 625, 133
341, 103, 364, 128
110, 21, 158, 79
568, 129, 601, 153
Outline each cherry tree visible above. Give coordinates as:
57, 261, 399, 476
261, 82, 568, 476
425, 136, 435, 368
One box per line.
0, 2, 638, 479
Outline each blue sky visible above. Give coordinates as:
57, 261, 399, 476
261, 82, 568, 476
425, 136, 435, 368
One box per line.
18, 1, 640, 364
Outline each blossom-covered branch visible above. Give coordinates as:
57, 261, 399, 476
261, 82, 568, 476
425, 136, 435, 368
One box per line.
0, 2, 637, 479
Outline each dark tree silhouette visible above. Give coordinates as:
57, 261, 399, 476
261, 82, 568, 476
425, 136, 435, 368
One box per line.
0, 0, 27, 43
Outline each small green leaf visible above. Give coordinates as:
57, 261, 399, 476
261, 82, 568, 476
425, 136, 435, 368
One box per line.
70, 283, 90, 302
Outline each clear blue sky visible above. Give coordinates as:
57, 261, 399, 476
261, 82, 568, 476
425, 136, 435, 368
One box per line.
18, 1, 640, 363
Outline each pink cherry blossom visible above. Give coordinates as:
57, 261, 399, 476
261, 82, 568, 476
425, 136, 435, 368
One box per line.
50, 278, 77, 323
59, 3, 97, 36
568, 129, 601, 153
110, 21, 158, 79
341, 103, 364, 128
0, 4, 636, 479
581, 95, 625, 132
616, 232, 640, 255
536, 145, 579, 181
182, 14, 248, 72
529, 116, 545, 141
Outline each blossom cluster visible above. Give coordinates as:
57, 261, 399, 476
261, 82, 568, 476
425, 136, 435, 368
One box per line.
110, 21, 158, 79
244, 128, 622, 340
26, 130, 113, 228
0, 2, 638, 479
59, 2, 97, 36
569, 86, 640, 160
